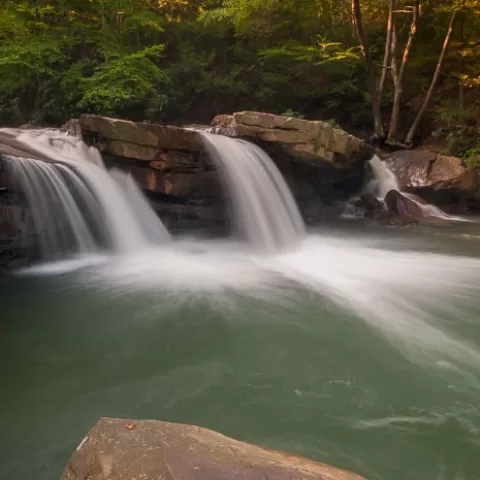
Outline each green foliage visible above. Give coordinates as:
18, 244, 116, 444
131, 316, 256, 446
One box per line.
0, 0, 478, 155
282, 109, 304, 119
460, 148, 480, 169
78, 46, 170, 117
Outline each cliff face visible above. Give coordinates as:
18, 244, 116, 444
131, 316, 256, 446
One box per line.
79, 112, 374, 230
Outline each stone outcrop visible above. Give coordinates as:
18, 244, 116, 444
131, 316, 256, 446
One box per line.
384, 189, 424, 224
79, 115, 226, 232
61, 418, 364, 480
80, 115, 204, 160
79, 114, 375, 227
386, 150, 477, 208
211, 111, 374, 166
0, 162, 37, 272
353, 193, 384, 219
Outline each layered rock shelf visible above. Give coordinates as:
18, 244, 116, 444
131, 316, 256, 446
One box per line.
211, 111, 374, 166
61, 418, 365, 480
78, 112, 376, 230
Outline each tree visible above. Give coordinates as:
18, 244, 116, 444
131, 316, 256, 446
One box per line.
351, 0, 385, 140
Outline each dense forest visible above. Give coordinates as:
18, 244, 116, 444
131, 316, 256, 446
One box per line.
0, 0, 479, 157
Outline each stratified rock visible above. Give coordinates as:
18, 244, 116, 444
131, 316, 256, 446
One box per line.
384, 189, 424, 224
79, 115, 204, 158
386, 150, 476, 203
61, 418, 365, 480
211, 111, 374, 166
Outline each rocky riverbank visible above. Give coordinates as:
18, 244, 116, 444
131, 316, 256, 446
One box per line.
61, 417, 364, 480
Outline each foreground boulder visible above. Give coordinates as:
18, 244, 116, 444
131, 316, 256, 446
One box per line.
386, 150, 476, 209
61, 418, 364, 480
211, 111, 374, 166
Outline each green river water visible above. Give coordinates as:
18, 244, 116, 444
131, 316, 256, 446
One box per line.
2, 221, 480, 480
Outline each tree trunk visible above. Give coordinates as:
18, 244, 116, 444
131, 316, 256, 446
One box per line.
351, 0, 385, 140
378, 0, 395, 100
405, 10, 457, 145
386, 0, 420, 145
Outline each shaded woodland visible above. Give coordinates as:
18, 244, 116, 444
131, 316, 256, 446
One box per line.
0, 0, 479, 157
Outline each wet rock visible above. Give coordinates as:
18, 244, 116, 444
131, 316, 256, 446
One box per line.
61, 119, 82, 136
386, 150, 476, 208
355, 193, 384, 218
384, 189, 424, 224
61, 418, 365, 480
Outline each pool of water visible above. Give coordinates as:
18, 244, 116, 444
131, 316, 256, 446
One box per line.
2, 221, 480, 480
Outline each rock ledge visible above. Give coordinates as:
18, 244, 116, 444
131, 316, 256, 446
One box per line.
61, 417, 364, 480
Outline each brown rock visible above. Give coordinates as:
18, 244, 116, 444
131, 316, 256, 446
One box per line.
211, 111, 374, 165
61, 418, 365, 480
384, 189, 424, 223
386, 150, 476, 192
356, 193, 383, 218
79, 115, 204, 156
132, 167, 221, 197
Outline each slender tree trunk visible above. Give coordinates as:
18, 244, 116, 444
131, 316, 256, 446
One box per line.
390, 24, 399, 97
379, 0, 395, 100
351, 0, 385, 140
405, 10, 457, 145
386, 0, 420, 145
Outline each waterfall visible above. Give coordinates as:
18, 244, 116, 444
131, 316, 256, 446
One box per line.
2, 129, 170, 258
366, 155, 458, 221
367, 155, 400, 199
201, 133, 305, 251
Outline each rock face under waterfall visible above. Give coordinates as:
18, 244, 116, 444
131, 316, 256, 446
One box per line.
0, 164, 37, 271
386, 150, 477, 209
79, 113, 374, 228
79, 115, 226, 232
61, 417, 364, 480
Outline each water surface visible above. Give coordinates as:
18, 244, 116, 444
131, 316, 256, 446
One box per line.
2, 222, 480, 480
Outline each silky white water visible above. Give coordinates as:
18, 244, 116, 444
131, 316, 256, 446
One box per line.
367, 155, 463, 221
2, 129, 170, 257
201, 133, 305, 251
5, 129, 480, 368
4, 129, 480, 480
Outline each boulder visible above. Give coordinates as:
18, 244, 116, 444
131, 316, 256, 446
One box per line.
211, 111, 374, 166
355, 193, 384, 219
385, 150, 476, 206
61, 418, 364, 480
384, 189, 424, 224
79, 115, 204, 158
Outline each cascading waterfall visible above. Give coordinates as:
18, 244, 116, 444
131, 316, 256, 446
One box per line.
201, 133, 305, 251
367, 155, 459, 221
2, 129, 170, 258
367, 155, 400, 199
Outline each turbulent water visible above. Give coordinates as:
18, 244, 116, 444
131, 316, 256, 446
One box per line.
2, 132, 480, 480
367, 155, 462, 221
3, 129, 170, 257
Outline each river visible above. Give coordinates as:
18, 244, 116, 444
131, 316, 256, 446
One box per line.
2, 220, 480, 480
